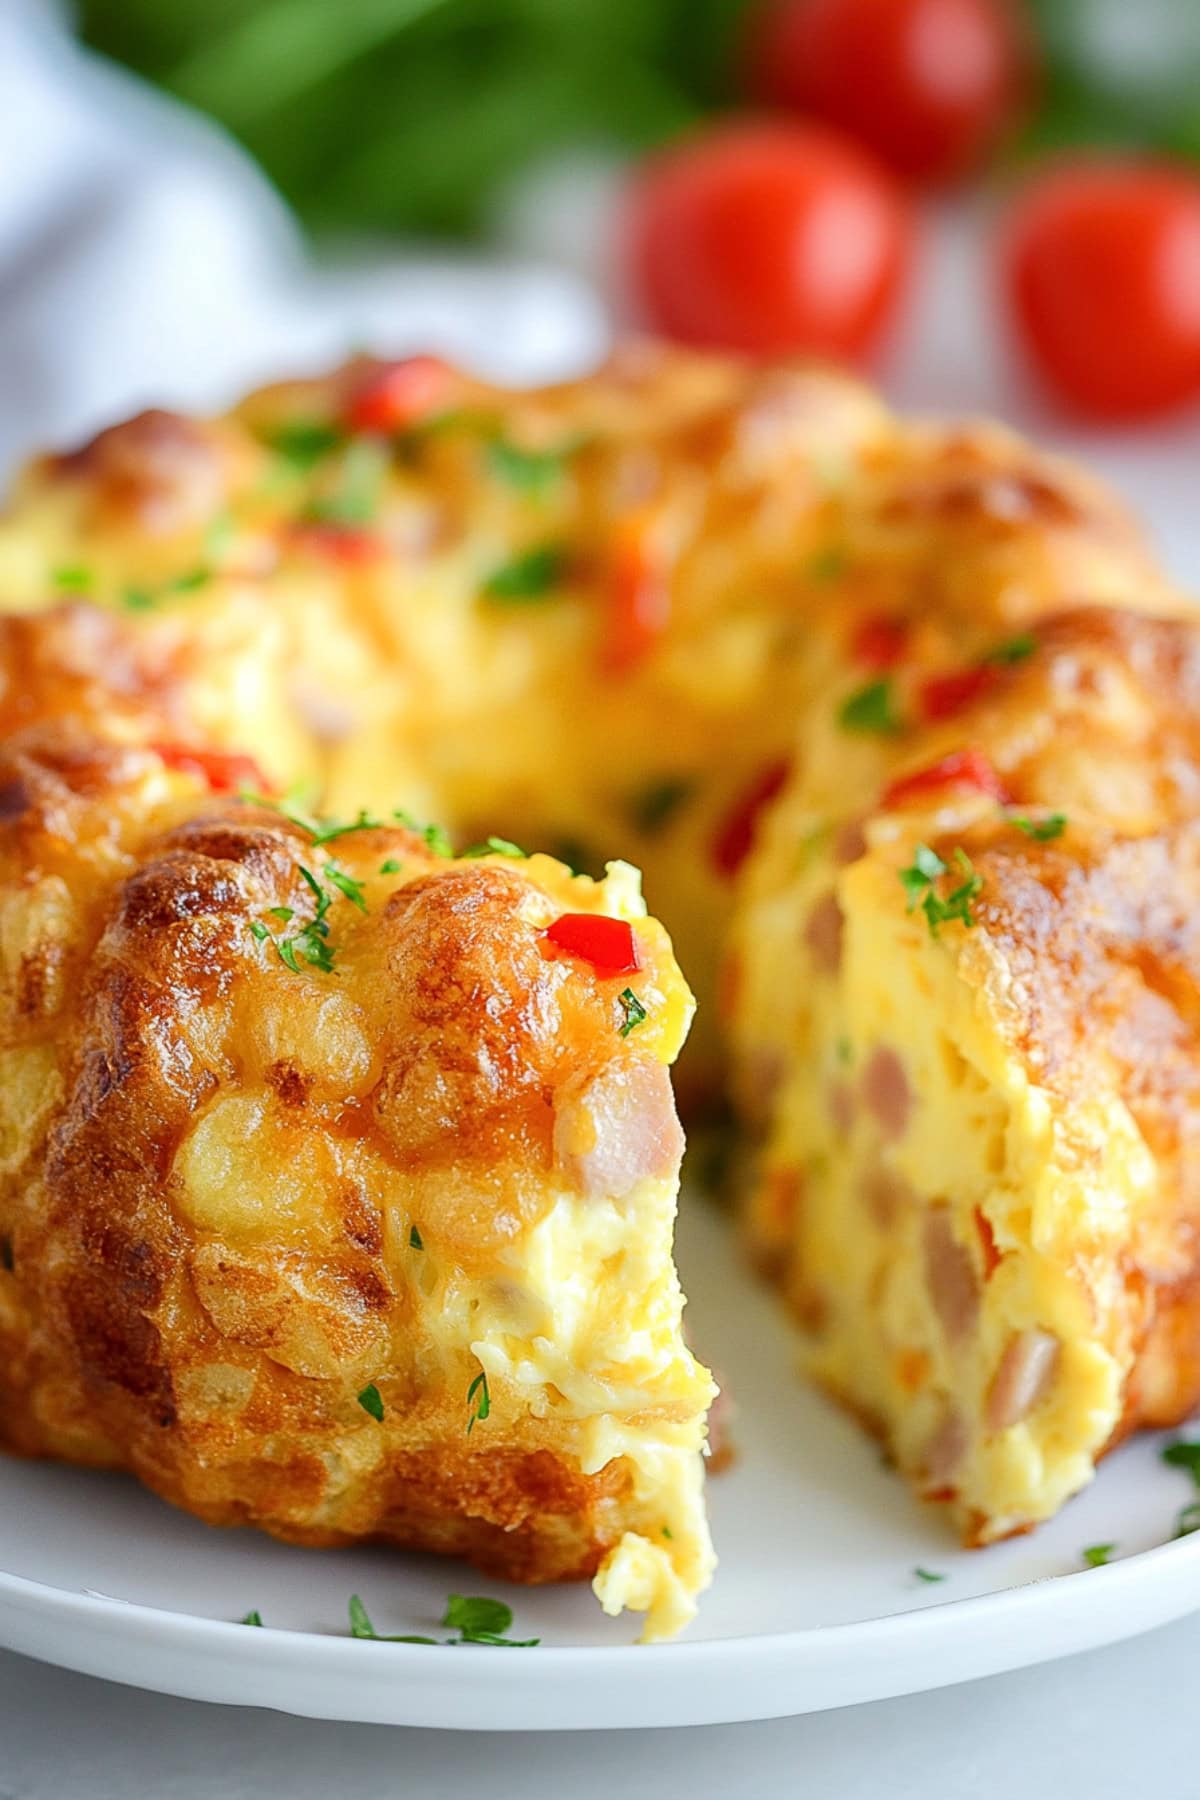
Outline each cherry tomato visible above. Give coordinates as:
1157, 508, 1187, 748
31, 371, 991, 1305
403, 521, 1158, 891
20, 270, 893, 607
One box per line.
542, 913, 641, 977
624, 121, 912, 361
1003, 162, 1200, 421
152, 743, 269, 795
744, 0, 1029, 184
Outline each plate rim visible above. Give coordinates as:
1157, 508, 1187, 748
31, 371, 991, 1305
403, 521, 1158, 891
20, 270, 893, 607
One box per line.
3, 1526, 1199, 1730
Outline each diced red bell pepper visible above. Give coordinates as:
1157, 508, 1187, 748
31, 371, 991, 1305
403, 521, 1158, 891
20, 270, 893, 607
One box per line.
851, 612, 909, 672
919, 664, 997, 721
290, 522, 384, 564
345, 356, 450, 436
882, 748, 1009, 808
711, 759, 790, 878
152, 743, 269, 795
543, 912, 642, 977
975, 1205, 1002, 1278
605, 513, 672, 674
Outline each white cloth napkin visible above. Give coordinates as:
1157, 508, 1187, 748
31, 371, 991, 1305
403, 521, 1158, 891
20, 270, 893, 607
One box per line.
0, 0, 608, 474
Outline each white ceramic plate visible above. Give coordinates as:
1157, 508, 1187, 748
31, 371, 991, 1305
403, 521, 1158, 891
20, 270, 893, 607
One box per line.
2, 1193, 1199, 1731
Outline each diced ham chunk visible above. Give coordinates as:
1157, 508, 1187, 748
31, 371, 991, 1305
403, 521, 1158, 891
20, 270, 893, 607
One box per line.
986, 1329, 1060, 1432
827, 1078, 856, 1138
804, 890, 843, 975
554, 1057, 683, 1201
833, 819, 867, 866
923, 1207, 980, 1344
861, 1045, 910, 1140
861, 1161, 915, 1228
922, 1404, 967, 1487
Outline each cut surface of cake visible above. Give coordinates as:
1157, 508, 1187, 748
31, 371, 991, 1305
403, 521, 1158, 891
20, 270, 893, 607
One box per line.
730, 609, 1200, 1541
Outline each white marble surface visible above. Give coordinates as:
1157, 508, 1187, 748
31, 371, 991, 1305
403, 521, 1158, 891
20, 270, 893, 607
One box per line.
1, 1609, 1196, 1799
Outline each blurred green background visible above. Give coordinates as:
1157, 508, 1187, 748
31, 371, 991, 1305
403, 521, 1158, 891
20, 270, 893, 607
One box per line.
77, 0, 1200, 239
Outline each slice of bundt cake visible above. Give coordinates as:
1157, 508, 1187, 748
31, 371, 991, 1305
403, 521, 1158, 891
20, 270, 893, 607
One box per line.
730, 609, 1200, 1541
0, 711, 712, 1640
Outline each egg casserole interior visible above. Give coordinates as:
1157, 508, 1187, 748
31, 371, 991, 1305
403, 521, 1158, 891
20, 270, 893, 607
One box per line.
732, 609, 1200, 1541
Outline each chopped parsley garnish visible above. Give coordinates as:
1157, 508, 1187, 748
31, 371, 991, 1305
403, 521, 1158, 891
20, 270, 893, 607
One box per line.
305, 437, 388, 526
252, 858, 368, 975
466, 1367, 490, 1435
348, 1594, 437, 1645
985, 632, 1037, 666
838, 677, 902, 735
1162, 1439, 1200, 1535
347, 1592, 538, 1648
408, 1224, 423, 1251
394, 809, 454, 858
243, 793, 416, 856
461, 835, 527, 859
807, 545, 848, 584
52, 564, 94, 592
379, 858, 402, 874
169, 566, 212, 593
305, 808, 384, 846
120, 568, 214, 612
357, 1383, 385, 1422
442, 1594, 539, 1647
913, 1567, 946, 1583
900, 844, 984, 937
240, 1610, 264, 1627
899, 843, 948, 905
392, 405, 491, 460
618, 988, 648, 1037
1010, 812, 1067, 841
205, 510, 236, 563
264, 420, 345, 470
481, 542, 567, 602
487, 437, 568, 496
630, 778, 695, 836
326, 865, 368, 911
1082, 1543, 1115, 1568
1163, 1441, 1200, 1482
661, 1525, 673, 1540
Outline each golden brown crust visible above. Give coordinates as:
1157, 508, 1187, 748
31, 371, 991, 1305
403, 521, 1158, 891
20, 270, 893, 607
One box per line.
924, 816, 1200, 1441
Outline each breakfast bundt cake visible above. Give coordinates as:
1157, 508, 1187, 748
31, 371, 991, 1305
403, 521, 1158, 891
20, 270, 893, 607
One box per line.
0, 342, 1196, 1634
